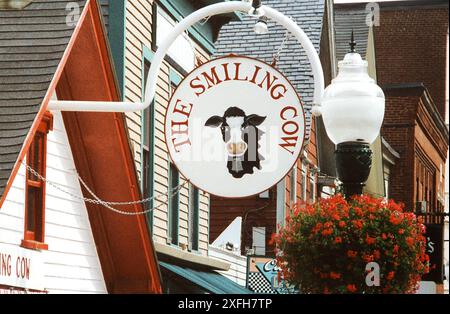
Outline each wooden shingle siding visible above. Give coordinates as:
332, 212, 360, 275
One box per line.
0, 112, 107, 294
0, 0, 87, 199
123, 0, 212, 256
99, 0, 109, 28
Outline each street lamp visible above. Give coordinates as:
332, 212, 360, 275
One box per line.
248, 0, 265, 18
254, 16, 269, 35
312, 33, 385, 198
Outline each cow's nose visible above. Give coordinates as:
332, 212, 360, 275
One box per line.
226, 141, 248, 156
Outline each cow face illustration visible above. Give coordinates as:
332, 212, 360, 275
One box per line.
205, 107, 266, 179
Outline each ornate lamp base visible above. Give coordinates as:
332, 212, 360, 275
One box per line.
334, 142, 373, 199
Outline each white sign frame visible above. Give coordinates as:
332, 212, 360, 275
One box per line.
165, 55, 306, 198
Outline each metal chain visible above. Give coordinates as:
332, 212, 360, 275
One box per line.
22, 162, 188, 216
272, 30, 292, 66
184, 30, 203, 66
199, 16, 211, 25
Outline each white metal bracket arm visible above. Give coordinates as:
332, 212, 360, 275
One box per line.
48, 1, 324, 112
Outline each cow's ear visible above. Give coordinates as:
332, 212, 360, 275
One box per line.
205, 116, 223, 127
245, 114, 266, 126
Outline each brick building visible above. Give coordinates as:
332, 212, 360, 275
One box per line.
375, 0, 449, 215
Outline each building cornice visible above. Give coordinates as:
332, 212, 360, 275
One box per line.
155, 242, 231, 271
382, 83, 449, 143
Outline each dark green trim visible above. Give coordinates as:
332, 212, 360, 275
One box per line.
189, 184, 200, 252
108, 0, 127, 99
169, 68, 182, 86
168, 162, 180, 245
158, 0, 216, 54
141, 46, 155, 235
167, 69, 182, 246
151, 2, 158, 52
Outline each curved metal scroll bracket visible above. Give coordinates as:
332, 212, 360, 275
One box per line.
49, 1, 324, 112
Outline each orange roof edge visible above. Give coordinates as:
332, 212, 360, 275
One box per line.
58, 0, 162, 293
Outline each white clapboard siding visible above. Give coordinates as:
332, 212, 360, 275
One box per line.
209, 246, 247, 287
0, 111, 107, 294
124, 0, 212, 256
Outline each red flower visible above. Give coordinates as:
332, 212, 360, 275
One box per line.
346, 284, 357, 293
382, 233, 388, 240
390, 214, 401, 225
363, 254, 374, 263
320, 273, 329, 279
354, 207, 363, 216
338, 221, 346, 228
347, 250, 357, 258
330, 272, 341, 280
366, 235, 376, 245
334, 237, 342, 244
398, 229, 405, 235
373, 250, 381, 260
393, 245, 399, 254
387, 271, 395, 281
322, 228, 333, 236
406, 237, 414, 247
352, 220, 363, 229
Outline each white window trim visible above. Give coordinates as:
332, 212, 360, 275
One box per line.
290, 167, 297, 204
301, 163, 307, 200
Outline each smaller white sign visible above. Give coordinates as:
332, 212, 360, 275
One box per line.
416, 281, 437, 294
0, 243, 45, 291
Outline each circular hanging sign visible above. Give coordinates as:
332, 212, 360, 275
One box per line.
165, 55, 305, 198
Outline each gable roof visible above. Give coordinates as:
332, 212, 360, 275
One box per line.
0, 0, 87, 198
0, 0, 162, 293
214, 0, 326, 139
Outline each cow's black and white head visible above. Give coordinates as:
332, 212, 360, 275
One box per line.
205, 107, 266, 178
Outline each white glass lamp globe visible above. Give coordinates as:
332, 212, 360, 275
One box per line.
319, 52, 385, 145
254, 19, 269, 35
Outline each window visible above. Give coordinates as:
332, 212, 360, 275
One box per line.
252, 227, 266, 256
168, 162, 179, 245
142, 59, 153, 204
384, 178, 389, 200
309, 173, 316, 203
22, 111, 53, 250
188, 184, 200, 251
300, 164, 307, 200
289, 167, 297, 205
156, 5, 196, 72
141, 50, 157, 233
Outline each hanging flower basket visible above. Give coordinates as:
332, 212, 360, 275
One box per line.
271, 195, 429, 294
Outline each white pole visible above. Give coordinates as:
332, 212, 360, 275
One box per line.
48, 1, 324, 112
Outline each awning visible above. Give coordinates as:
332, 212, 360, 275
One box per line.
159, 261, 252, 294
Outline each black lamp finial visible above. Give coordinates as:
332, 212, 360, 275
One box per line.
349, 30, 357, 53
252, 0, 262, 9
